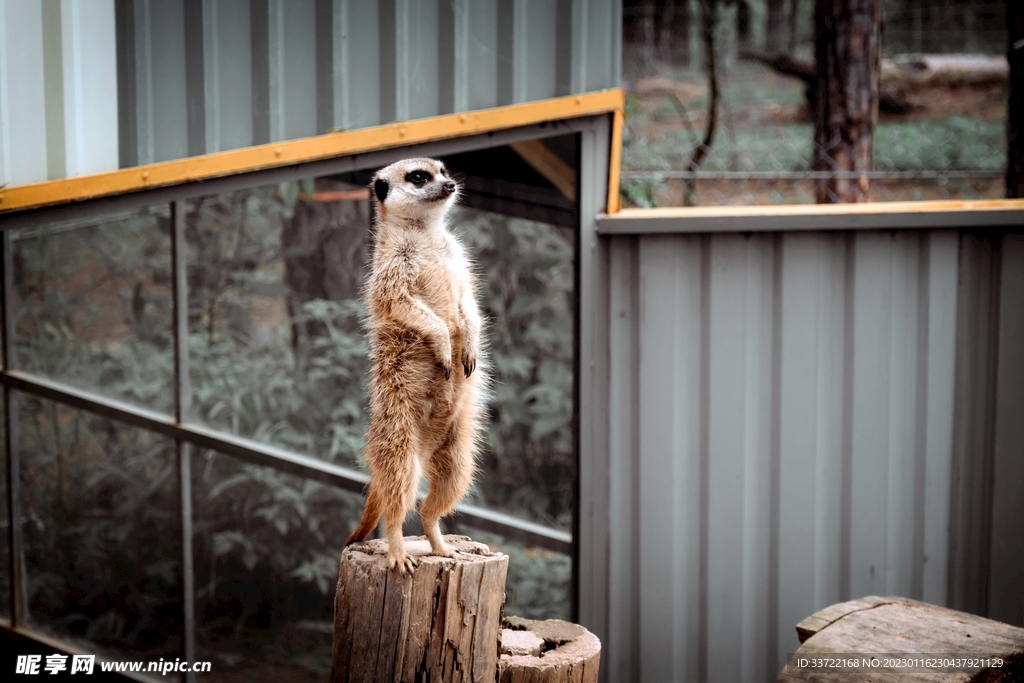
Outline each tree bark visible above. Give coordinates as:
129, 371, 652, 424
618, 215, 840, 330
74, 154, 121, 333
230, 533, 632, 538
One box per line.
668, 0, 691, 67
766, 0, 785, 48
331, 536, 508, 683
1008, 0, 1024, 198
736, 0, 751, 47
812, 0, 881, 203
684, 0, 719, 206
786, 0, 799, 54
281, 180, 371, 346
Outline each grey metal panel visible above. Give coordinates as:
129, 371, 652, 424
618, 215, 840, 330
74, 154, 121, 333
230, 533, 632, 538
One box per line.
989, 233, 1024, 627
203, 0, 254, 152
0, 0, 50, 185
636, 235, 703, 683
4, 0, 620, 182
60, 0, 119, 176
335, 0, 380, 131
776, 233, 844, 671
41, 0, 65, 180
577, 114, 611, 659
849, 233, 893, 599
605, 236, 639, 683
135, 0, 188, 164
948, 233, 1001, 616
602, 227, 991, 682
268, 0, 317, 141
584, 0, 617, 93
466, 0, 498, 112
396, 0, 440, 122
524, 0, 558, 102
921, 231, 958, 606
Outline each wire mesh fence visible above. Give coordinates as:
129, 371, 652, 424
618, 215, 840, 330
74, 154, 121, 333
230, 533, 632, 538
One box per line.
621, 0, 1009, 207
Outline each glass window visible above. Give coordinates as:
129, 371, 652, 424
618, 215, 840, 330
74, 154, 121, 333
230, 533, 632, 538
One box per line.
2, 134, 582, 662
15, 392, 182, 661
184, 181, 371, 467
192, 448, 363, 681
11, 208, 174, 413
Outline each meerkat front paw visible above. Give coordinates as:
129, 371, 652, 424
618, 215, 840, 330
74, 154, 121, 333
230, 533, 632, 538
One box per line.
388, 549, 418, 575
462, 347, 477, 378
437, 339, 453, 380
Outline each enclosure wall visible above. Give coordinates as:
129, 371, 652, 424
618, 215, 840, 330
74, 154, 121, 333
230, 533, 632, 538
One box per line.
0, 0, 622, 187
585, 221, 1024, 683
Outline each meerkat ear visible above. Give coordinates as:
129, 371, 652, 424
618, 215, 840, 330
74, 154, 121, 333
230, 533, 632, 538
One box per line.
374, 178, 389, 202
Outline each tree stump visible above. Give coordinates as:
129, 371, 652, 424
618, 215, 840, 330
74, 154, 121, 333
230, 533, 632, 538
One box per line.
778, 596, 1024, 682
331, 535, 508, 683
498, 616, 601, 683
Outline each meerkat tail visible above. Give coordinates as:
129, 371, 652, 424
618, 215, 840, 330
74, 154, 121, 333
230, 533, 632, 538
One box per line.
346, 485, 383, 545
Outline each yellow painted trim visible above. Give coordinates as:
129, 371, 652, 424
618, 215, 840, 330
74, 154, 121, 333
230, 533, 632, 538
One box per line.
0, 90, 624, 214
606, 199, 1024, 219
510, 140, 577, 201
606, 108, 624, 214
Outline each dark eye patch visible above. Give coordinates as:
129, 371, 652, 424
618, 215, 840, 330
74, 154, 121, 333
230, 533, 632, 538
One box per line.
405, 170, 432, 185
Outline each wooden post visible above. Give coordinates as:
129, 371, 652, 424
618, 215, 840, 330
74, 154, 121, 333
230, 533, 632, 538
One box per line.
778, 596, 1024, 682
331, 535, 508, 683
498, 616, 601, 683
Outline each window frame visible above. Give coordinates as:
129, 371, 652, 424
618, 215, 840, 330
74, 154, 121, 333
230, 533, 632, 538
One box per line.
0, 112, 616, 676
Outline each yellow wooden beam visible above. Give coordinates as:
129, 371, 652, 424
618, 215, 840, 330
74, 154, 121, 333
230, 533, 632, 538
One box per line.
0, 89, 624, 214
510, 140, 577, 201
606, 108, 624, 214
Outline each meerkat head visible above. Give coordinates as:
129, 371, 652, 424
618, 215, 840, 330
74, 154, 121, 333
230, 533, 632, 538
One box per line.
370, 158, 458, 225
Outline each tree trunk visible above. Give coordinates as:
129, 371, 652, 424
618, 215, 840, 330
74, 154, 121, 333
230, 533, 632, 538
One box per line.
766, 0, 784, 48
684, 0, 720, 206
812, 0, 881, 203
787, 0, 799, 53
669, 0, 691, 67
281, 180, 371, 346
736, 0, 751, 47
331, 536, 509, 683
1008, 0, 1024, 198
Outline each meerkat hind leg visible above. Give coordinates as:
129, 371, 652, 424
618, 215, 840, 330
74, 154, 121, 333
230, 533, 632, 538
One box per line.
420, 418, 476, 558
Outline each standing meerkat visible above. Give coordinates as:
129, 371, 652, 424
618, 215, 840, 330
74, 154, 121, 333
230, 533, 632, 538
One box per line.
346, 157, 487, 574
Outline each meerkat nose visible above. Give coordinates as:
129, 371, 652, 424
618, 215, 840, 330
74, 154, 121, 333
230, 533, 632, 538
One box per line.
442, 181, 456, 195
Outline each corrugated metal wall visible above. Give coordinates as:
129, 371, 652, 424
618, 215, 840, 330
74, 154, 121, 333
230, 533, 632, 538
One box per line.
597, 229, 1024, 683
0, 0, 621, 187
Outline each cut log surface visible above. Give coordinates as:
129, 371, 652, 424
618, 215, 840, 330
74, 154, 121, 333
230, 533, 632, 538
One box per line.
331, 535, 508, 683
498, 616, 601, 683
779, 596, 1024, 682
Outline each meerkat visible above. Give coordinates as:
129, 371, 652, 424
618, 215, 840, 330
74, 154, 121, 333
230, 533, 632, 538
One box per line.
346, 157, 487, 574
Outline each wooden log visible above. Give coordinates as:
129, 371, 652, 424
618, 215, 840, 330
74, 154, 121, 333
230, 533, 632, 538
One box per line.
498, 616, 601, 683
331, 535, 508, 683
778, 596, 1024, 682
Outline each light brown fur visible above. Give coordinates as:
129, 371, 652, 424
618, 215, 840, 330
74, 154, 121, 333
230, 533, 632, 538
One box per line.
346, 158, 487, 574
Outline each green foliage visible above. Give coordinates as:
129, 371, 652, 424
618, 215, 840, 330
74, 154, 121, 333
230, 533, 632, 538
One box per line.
16, 397, 182, 658
453, 208, 575, 533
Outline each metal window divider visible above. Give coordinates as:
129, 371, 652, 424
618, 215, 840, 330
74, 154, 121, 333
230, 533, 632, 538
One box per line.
171, 200, 197, 682
1, 228, 25, 629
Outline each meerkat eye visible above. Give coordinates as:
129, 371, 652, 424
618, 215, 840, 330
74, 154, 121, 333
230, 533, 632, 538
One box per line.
405, 170, 432, 186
